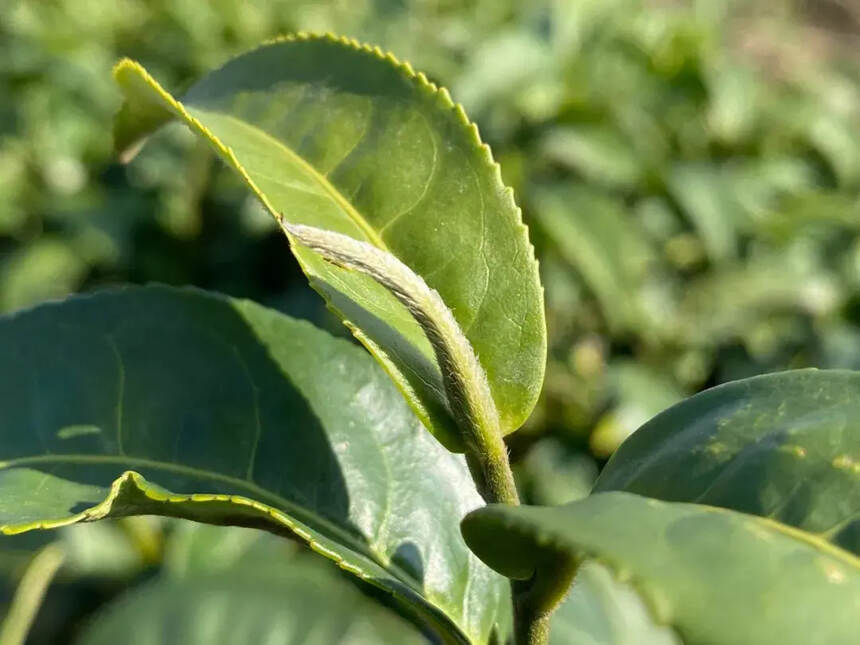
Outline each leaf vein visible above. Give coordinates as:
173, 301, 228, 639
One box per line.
105, 335, 126, 456
194, 110, 390, 252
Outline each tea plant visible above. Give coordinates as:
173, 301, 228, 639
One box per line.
0, 35, 857, 644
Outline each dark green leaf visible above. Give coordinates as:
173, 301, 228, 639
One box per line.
0, 286, 506, 643
595, 370, 860, 554
113, 34, 546, 450
463, 492, 860, 645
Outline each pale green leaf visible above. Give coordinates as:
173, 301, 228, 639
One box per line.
112, 34, 546, 450
676, 256, 838, 344
0, 545, 65, 645
550, 561, 680, 645
667, 163, 739, 262
283, 223, 502, 456
539, 126, 643, 191
589, 362, 685, 458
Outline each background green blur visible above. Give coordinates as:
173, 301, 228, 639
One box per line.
1, 0, 859, 641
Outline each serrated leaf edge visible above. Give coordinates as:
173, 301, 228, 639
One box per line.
111, 32, 546, 441
1, 469, 471, 643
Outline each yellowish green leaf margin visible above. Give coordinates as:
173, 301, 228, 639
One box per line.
112, 33, 546, 452
1, 470, 469, 643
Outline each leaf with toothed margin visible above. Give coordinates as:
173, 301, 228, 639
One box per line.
0, 286, 508, 644
111, 33, 546, 452
594, 370, 860, 555
463, 492, 860, 645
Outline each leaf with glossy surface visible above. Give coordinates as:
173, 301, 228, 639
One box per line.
595, 370, 860, 554
0, 286, 507, 644
463, 492, 860, 645
113, 34, 546, 450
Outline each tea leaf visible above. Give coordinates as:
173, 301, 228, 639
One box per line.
595, 370, 860, 555
113, 34, 546, 450
463, 492, 860, 645
0, 286, 508, 644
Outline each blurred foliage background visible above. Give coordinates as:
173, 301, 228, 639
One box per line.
1, 0, 859, 642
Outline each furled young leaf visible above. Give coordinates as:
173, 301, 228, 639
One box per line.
0, 286, 507, 644
112, 34, 546, 451
463, 492, 860, 645
76, 547, 424, 645
282, 223, 504, 465
595, 370, 860, 554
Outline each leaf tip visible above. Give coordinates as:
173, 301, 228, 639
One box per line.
111, 57, 144, 84
111, 58, 179, 164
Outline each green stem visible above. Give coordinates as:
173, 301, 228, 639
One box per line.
513, 600, 551, 645
466, 430, 576, 645
511, 557, 578, 645
0, 544, 65, 645
464, 432, 519, 506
